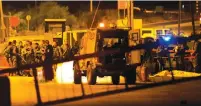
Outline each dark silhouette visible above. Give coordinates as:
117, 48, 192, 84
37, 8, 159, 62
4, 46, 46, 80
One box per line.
43, 40, 54, 82
0, 77, 11, 106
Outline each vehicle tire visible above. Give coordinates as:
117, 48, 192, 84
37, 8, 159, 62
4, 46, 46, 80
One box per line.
125, 67, 136, 84
111, 75, 120, 85
87, 65, 97, 85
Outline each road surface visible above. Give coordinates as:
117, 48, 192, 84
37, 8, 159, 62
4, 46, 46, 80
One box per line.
7, 75, 169, 106
53, 78, 201, 106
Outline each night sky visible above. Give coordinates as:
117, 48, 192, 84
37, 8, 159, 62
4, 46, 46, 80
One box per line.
2, 1, 188, 14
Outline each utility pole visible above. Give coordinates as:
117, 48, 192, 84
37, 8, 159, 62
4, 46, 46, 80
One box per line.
191, 1, 196, 35
0, 0, 6, 42
127, 1, 130, 28
196, 0, 199, 14
8, 12, 11, 37
90, 0, 93, 12
130, 1, 134, 30
178, 1, 181, 36
127, 1, 134, 29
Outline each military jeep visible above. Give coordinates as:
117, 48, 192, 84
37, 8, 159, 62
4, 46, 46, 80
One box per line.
73, 28, 136, 85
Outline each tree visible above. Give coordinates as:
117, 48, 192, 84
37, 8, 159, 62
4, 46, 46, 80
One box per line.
23, 1, 77, 31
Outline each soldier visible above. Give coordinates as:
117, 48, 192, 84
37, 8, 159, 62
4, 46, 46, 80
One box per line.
40, 40, 47, 61
33, 43, 42, 63
11, 40, 21, 76
193, 41, 201, 73
23, 41, 34, 76
25, 41, 34, 64
175, 43, 189, 70
61, 42, 72, 60
52, 41, 62, 61
17, 41, 24, 55
71, 41, 79, 56
52, 41, 62, 73
3, 42, 13, 67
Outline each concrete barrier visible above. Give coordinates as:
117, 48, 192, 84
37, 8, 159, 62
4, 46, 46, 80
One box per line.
0, 76, 11, 106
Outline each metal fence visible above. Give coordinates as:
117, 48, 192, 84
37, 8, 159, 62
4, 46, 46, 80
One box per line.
0, 35, 201, 106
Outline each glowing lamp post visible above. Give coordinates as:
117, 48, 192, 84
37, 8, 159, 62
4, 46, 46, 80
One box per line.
99, 23, 105, 28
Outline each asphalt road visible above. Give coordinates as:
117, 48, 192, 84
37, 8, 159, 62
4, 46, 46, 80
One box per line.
53, 78, 201, 106
8, 76, 137, 106
7, 75, 168, 106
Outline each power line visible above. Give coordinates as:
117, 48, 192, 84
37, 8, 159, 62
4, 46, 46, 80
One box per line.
90, 1, 101, 29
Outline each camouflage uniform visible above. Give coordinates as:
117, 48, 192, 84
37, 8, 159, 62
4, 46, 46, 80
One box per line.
61, 43, 72, 60
23, 41, 34, 76
53, 42, 62, 61
10, 40, 21, 76
24, 42, 34, 65
71, 41, 79, 56
3, 42, 13, 67
11, 41, 19, 68
33, 43, 42, 63
17, 41, 24, 55
40, 40, 47, 62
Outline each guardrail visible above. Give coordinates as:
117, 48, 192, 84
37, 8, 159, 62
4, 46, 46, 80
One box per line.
0, 35, 201, 106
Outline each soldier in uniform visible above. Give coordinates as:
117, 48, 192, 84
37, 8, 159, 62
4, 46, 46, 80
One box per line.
71, 41, 79, 56
3, 42, 13, 67
175, 42, 189, 70
11, 40, 21, 76
53, 41, 62, 61
24, 41, 34, 76
52, 41, 62, 73
33, 43, 42, 63
17, 41, 24, 55
40, 40, 47, 62
193, 41, 201, 73
61, 42, 72, 60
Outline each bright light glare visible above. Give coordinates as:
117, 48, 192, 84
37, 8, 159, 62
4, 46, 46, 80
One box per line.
56, 61, 74, 84
162, 36, 171, 41
182, 5, 184, 9
99, 23, 105, 28
55, 61, 87, 84
200, 18, 201, 21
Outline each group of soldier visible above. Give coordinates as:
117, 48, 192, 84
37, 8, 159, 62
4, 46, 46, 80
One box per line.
142, 38, 201, 74
3, 40, 79, 81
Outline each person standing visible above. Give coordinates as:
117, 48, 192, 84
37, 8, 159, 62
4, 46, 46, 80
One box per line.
3, 42, 13, 67
33, 43, 42, 63
52, 41, 62, 61
52, 41, 62, 73
43, 40, 54, 82
17, 41, 24, 55
61, 42, 72, 60
11, 40, 20, 76
193, 41, 201, 73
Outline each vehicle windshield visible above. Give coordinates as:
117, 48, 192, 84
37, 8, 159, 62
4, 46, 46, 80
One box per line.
102, 38, 126, 49
142, 30, 152, 35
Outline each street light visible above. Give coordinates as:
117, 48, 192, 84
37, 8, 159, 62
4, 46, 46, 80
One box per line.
99, 23, 105, 28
